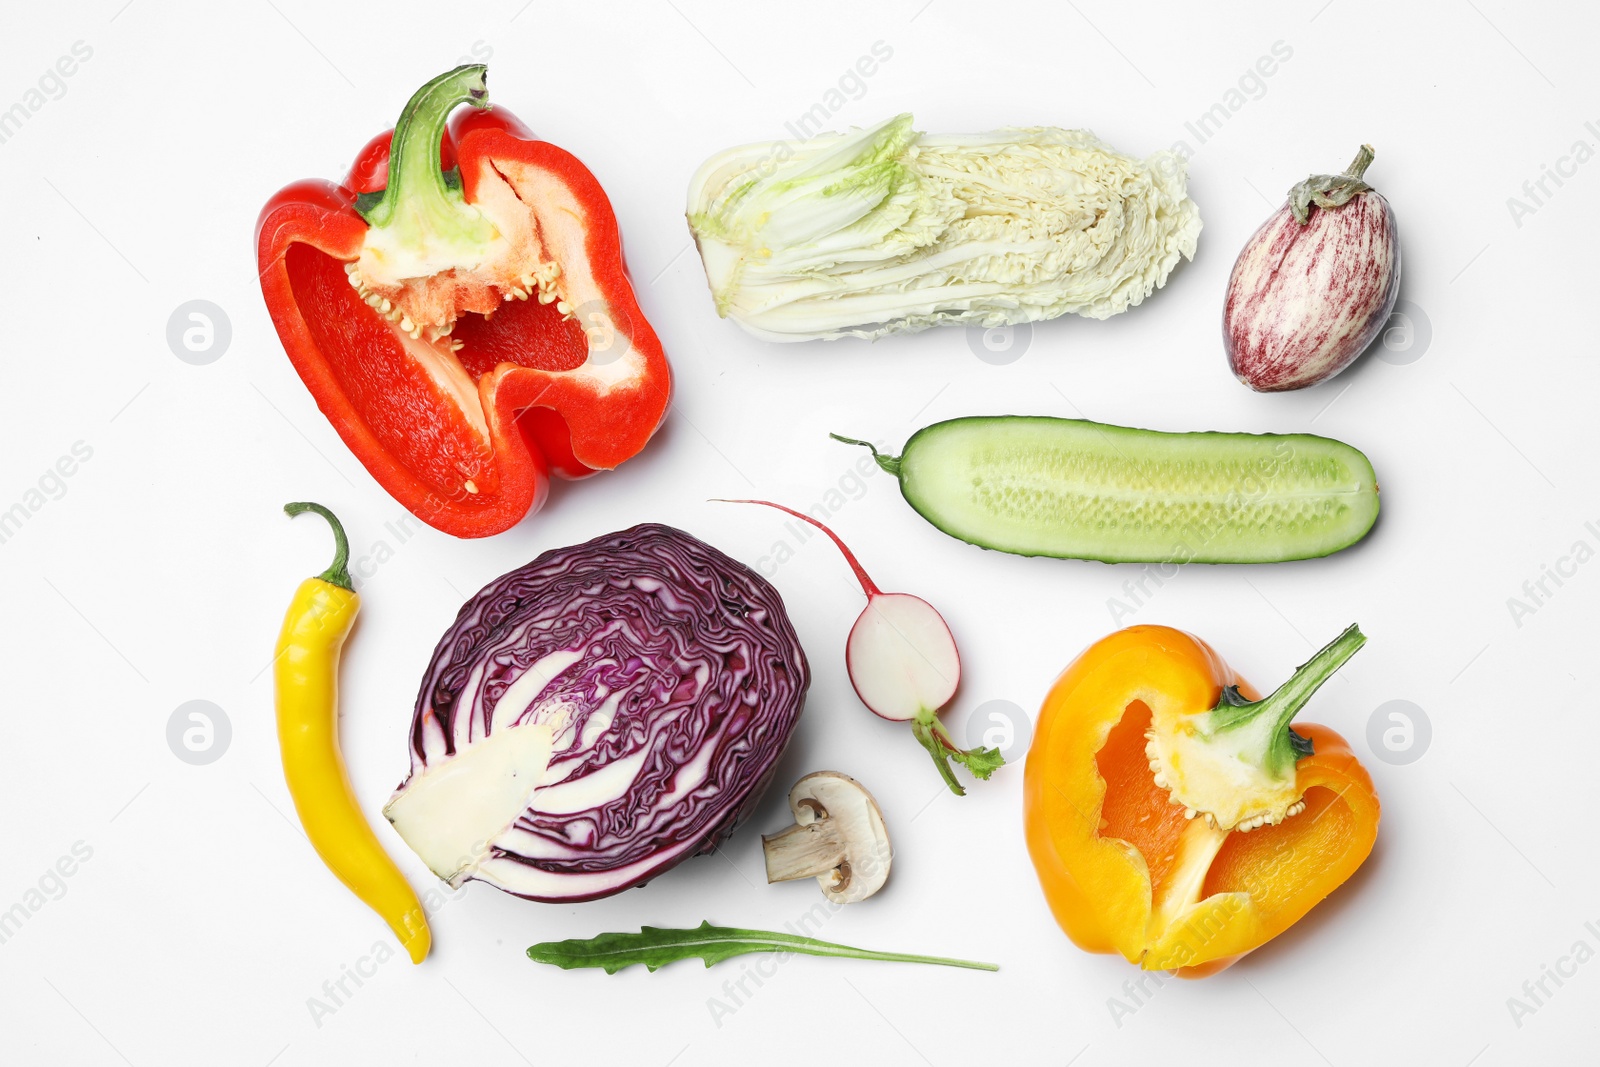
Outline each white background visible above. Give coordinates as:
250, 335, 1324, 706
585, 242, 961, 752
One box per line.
3, 1, 1596, 1063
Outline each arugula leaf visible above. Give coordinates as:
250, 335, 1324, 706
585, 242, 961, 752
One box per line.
526, 921, 998, 975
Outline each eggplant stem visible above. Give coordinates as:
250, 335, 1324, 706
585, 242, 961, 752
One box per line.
1287, 144, 1376, 225
1343, 144, 1375, 181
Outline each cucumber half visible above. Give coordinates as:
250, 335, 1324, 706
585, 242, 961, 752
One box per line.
835, 416, 1378, 564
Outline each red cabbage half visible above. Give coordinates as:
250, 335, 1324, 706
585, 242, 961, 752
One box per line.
383, 523, 809, 902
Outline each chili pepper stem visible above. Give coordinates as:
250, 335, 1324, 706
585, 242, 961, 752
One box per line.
284, 502, 353, 590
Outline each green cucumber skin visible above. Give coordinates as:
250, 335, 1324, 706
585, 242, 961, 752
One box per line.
892, 416, 1379, 565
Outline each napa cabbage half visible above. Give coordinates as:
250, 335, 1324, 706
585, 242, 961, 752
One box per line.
686, 113, 1200, 342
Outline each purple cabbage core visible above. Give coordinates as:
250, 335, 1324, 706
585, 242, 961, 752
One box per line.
401, 523, 808, 902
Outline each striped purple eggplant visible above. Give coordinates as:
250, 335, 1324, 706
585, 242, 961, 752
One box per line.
1223, 146, 1400, 392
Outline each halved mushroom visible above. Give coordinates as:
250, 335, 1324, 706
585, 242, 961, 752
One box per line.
761, 772, 891, 904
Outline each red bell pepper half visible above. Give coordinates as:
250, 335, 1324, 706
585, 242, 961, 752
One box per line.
256, 66, 671, 538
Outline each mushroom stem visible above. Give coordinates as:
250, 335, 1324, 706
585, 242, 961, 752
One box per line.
762, 819, 849, 885
760, 772, 892, 904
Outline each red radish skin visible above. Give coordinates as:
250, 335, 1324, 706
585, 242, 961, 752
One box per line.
1224, 146, 1400, 392
717, 499, 1002, 795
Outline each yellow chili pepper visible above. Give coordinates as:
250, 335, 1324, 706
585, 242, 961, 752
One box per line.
275, 502, 430, 963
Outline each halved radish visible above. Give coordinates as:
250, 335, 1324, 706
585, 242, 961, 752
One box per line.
720, 500, 1002, 795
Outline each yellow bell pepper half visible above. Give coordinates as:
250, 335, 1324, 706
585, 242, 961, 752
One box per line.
1024, 624, 1378, 977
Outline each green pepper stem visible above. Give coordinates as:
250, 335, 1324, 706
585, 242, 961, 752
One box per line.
360, 65, 492, 236
1209, 624, 1365, 775
285, 502, 353, 591
830, 433, 900, 477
